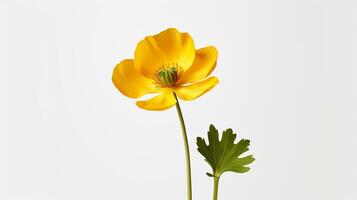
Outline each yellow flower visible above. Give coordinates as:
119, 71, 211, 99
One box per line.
112, 28, 219, 111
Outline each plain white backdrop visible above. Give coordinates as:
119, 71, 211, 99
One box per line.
1, 0, 356, 199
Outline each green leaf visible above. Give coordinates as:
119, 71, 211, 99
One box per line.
196, 124, 255, 178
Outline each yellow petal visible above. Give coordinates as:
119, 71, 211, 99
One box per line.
174, 77, 219, 101
177, 46, 218, 85
134, 28, 195, 78
112, 59, 157, 98
136, 90, 177, 111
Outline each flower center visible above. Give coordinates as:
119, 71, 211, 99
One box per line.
153, 63, 182, 88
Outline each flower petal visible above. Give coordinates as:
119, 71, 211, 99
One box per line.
134, 28, 195, 78
112, 59, 157, 98
177, 46, 218, 85
136, 90, 177, 111
174, 77, 219, 101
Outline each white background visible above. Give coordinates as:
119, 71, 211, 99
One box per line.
1, 0, 356, 200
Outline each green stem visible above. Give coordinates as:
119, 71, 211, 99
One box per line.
174, 93, 192, 200
213, 176, 220, 200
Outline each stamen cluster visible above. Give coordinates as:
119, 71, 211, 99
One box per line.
153, 63, 183, 88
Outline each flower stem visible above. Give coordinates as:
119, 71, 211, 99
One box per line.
174, 93, 192, 200
213, 176, 220, 200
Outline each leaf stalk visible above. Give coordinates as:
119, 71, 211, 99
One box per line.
213, 176, 220, 200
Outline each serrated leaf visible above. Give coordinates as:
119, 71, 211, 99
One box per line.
196, 124, 255, 177
206, 173, 215, 177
